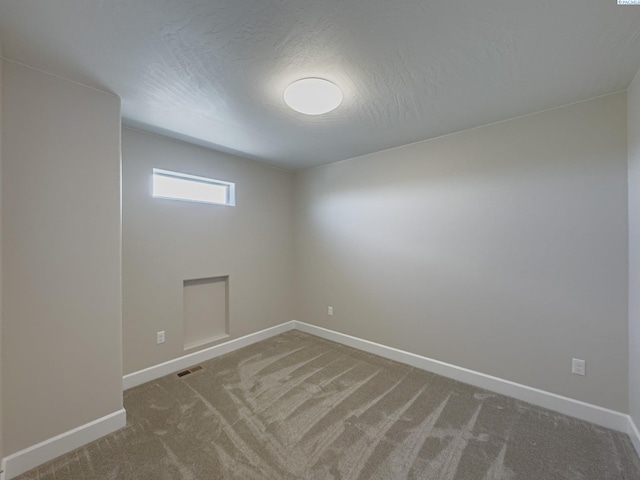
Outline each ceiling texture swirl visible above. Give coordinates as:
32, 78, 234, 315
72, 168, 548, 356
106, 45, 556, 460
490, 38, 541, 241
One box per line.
1, 0, 640, 169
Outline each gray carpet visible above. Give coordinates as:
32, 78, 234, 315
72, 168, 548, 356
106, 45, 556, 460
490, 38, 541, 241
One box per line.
16, 331, 640, 479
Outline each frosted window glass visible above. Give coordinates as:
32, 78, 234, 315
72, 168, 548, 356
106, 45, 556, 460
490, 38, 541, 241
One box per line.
152, 169, 235, 206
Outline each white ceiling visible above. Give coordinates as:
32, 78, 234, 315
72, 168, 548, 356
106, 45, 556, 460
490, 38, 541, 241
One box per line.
1, 1, 640, 170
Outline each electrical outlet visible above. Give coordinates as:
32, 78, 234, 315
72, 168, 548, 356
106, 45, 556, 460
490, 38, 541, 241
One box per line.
328, 306, 334, 316
157, 331, 165, 344
572, 358, 585, 376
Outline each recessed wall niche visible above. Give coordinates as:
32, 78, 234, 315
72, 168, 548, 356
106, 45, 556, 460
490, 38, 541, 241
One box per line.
183, 276, 229, 350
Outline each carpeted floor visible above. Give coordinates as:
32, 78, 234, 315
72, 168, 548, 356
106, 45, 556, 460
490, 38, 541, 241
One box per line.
16, 331, 640, 479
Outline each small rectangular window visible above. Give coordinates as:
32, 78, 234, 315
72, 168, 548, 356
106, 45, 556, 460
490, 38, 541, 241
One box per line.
152, 169, 235, 206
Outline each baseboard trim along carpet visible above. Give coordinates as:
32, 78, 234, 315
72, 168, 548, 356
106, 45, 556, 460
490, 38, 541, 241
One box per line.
122, 319, 639, 453
292, 321, 640, 457
629, 416, 640, 458
123, 321, 297, 390
6, 320, 638, 479
1, 409, 126, 480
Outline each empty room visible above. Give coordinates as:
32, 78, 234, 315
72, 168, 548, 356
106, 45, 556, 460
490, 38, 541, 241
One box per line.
2, 0, 640, 479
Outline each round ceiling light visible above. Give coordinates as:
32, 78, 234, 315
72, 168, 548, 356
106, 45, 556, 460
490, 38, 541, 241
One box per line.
284, 78, 343, 115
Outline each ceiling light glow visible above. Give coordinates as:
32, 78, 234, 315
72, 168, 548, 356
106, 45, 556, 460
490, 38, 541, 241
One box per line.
284, 78, 342, 115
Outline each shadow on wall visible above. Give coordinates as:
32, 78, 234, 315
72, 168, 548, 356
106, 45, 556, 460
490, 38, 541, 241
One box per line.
294, 93, 627, 411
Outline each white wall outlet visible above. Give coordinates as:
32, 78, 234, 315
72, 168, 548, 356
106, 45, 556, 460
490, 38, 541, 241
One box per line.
157, 331, 165, 344
328, 306, 333, 316
572, 358, 586, 376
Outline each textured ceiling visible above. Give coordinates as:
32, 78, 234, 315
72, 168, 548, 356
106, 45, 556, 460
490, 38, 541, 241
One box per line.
1, 1, 640, 169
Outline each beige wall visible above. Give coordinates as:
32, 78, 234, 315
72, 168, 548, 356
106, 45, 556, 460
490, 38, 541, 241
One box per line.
0, 36, 4, 462
122, 128, 295, 374
629, 71, 640, 426
2, 61, 122, 455
295, 93, 629, 412
0, 57, 632, 461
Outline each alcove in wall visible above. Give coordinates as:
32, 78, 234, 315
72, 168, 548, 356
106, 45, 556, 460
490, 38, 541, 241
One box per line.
183, 276, 229, 350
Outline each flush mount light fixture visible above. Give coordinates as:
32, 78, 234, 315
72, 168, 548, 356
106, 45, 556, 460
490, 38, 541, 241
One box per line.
284, 78, 343, 115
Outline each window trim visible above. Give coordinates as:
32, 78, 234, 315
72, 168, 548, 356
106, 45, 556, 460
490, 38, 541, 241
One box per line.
152, 168, 236, 206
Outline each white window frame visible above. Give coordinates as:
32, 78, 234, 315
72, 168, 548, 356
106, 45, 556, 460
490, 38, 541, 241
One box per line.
152, 168, 236, 206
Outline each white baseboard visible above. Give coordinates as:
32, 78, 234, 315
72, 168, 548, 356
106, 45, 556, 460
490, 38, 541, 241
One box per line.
628, 416, 640, 457
1, 409, 126, 480
125, 318, 635, 437
293, 321, 631, 434
123, 321, 297, 390
8, 319, 636, 479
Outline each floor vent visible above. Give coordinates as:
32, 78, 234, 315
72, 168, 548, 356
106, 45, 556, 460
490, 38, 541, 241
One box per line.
176, 365, 203, 378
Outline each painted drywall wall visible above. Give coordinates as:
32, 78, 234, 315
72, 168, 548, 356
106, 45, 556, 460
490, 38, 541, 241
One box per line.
2, 61, 122, 455
629, 70, 640, 427
0, 37, 4, 463
122, 128, 295, 374
295, 93, 629, 412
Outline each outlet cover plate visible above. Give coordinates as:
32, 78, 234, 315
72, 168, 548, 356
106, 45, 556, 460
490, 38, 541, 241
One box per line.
572, 358, 585, 376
